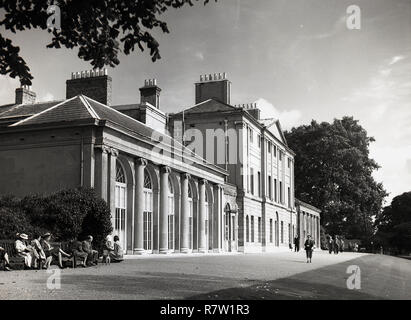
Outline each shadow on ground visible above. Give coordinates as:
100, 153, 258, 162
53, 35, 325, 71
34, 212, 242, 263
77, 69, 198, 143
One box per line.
28, 254, 410, 300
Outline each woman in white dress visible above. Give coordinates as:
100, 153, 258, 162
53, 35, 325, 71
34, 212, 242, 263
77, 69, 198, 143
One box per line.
15, 233, 36, 269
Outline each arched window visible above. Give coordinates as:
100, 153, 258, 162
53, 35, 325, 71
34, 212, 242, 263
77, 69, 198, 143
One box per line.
168, 178, 174, 250
116, 163, 126, 183
188, 183, 193, 249
144, 172, 152, 189
143, 169, 153, 251
115, 161, 126, 252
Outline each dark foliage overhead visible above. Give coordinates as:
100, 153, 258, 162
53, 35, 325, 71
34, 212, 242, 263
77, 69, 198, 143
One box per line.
0, 0, 216, 85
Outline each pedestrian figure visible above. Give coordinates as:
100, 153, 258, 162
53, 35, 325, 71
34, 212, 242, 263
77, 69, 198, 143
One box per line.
304, 235, 315, 263
294, 235, 300, 252
328, 236, 333, 254
333, 235, 339, 254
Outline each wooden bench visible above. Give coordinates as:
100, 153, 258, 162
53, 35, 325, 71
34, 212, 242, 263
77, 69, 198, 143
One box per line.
0, 240, 26, 270
0, 240, 83, 270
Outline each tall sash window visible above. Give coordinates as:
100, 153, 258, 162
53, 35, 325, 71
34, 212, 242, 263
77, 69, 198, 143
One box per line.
115, 161, 126, 252
143, 169, 153, 251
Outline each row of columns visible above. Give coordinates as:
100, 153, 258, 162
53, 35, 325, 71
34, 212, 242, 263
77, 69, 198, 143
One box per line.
133, 158, 217, 254
299, 212, 320, 247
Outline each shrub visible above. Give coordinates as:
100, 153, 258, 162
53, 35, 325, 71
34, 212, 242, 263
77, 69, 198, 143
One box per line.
0, 188, 112, 250
0, 207, 34, 239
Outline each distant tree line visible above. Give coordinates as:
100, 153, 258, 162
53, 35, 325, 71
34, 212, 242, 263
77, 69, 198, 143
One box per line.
374, 192, 411, 254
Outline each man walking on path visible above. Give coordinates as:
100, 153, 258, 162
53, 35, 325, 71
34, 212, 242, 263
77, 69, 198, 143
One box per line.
294, 235, 300, 252
334, 236, 340, 254
304, 235, 315, 263
328, 236, 333, 254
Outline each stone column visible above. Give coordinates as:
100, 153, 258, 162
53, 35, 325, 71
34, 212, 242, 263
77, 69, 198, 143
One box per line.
198, 179, 207, 253
134, 158, 147, 254
108, 148, 118, 231
300, 212, 305, 249
317, 217, 321, 247
180, 173, 190, 253
159, 166, 170, 254
94, 145, 110, 200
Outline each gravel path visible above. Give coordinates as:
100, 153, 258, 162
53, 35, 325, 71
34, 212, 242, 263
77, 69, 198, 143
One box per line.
0, 250, 409, 300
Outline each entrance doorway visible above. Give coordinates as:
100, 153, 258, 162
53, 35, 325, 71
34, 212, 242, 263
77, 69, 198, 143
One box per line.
224, 203, 237, 252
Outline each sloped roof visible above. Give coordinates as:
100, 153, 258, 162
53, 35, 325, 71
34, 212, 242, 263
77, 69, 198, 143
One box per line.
177, 99, 238, 115
7, 94, 225, 175
0, 103, 16, 116
9, 95, 158, 142
11, 96, 93, 126
0, 101, 63, 120
85, 98, 156, 138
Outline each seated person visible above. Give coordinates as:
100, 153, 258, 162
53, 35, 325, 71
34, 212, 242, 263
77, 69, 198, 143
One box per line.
109, 235, 124, 263
68, 239, 88, 267
82, 235, 99, 266
31, 233, 47, 269
41, 233, 72, 269
15, 233, 36, 269
0, 247, 12, 271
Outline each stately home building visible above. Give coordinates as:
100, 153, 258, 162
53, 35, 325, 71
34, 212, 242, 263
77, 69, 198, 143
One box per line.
0, 70, 320, 254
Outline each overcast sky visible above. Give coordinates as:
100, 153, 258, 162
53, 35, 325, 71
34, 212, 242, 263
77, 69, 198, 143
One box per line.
1, 0, 410, 203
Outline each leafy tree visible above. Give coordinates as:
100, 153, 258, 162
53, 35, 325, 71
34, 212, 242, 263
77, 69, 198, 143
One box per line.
285, 117, 387, 240
375, 191, 411, 253
0, 0, 215, 85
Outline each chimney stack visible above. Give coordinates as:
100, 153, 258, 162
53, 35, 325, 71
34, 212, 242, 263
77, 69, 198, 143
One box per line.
139, 79, 161, 109
66, 68, 112, 105
245, 102, 260, 120
195, 72, 231, 104
15, 85, 36, 105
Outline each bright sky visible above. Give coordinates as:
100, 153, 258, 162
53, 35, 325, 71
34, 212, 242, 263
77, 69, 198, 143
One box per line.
1, 0, 410, 203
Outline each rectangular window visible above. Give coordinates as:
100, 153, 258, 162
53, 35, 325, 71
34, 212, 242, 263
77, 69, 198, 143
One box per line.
250, 168, 254, 195
232, 216, 236, 241
258, 217, 262, 243
280, 181, 283, 203
268, 176, 272, 200
251, 216, 255, 242
246, 216, 250, 242
189, 199, 193, 249
143, 211, 152, 251
273, 145, 277, 157
288, 187, 291, 208
168, 215, 174, 250
274, 179, 277, 202
288, 157, 291, 168
281, 221, 284, 244
249, 127, 253, 143
270, 219, 273, 243
257, 171, 261, 197
225, 213, 229, 241
268, 141, 271, 153
257, 134, 261, 148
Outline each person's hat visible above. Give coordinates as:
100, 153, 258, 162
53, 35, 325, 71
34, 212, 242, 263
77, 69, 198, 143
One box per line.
19, 233, 28, 240
42, 232, 51, 238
